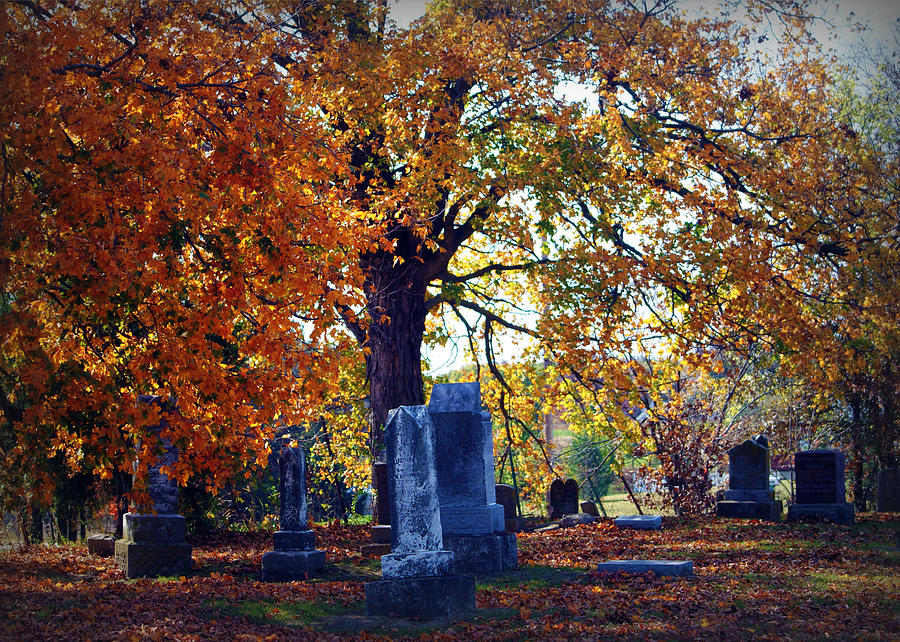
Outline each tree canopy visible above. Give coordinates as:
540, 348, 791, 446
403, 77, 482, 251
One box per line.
1, 0, 895, 510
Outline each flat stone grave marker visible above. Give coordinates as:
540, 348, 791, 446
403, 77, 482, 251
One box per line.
614, 515, 662, 530
597, 560, 693, 577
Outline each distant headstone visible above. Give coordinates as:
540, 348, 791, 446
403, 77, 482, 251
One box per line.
115, 396, 192, 579
580, 500, 600, 517
615, 515, 662, 530
365, 405, 475, 619
877, 468, 900, 513
496, 483, 523, 533
787, 450, 854, 526
429, 382, 516, 573
548, 478, 579, 520
261, 448, 325, 580
361, 461, 392, 556
87, 534, 116, 557
716, 435, 782, 521
597, 560, 693, 577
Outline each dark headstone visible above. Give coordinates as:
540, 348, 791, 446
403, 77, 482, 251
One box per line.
428, 383, 513, 572
87, 534, 116, 557
362, 461, 393, 556
716, 434, 782, 521
580, 500, 600, 517
495, 484, 517, 519
548, 479, 565, 520
562, 479, 580, 515
365, 405, 475, 618
787, 450, 854, 526
261, 447, 325, 581
115, 397, 192, 578
877, 468, 900, 512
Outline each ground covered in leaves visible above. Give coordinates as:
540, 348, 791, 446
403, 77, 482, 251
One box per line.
1, 515, 898, 640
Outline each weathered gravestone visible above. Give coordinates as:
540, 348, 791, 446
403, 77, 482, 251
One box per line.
597, 560, 693, 577
580, 500, 600, 517
877, 468, 900, 513
361, 461, 392, 557
716, 434, 782, 521
87, 534, 116, 557
261, 447, 325, 581
365, 406, 475, 618
786, 450, 854, 525
548, 478, 579, 520
115, 396, 192, 578
615, 515, 662, 530
496, 483, 523, 532
429, 383, 516, 573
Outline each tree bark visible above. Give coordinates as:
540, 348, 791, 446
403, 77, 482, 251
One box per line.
363, 250, 428, 455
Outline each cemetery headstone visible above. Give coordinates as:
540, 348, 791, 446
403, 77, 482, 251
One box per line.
361, 461, 392, 556
365, 405, 475, 619
715, 434, 783, 521
87, 534, 116, 557
580, 500, 600, 517
429, 382, 516, 573
496, 483, 523, 532
261, 447, 325, 580
548, 478, 579, 520
877, 467, 900, 513
787, 450, 855, 525
115, 396, 192, 578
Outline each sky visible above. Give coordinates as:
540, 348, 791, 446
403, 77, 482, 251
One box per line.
382, 0, 899, 375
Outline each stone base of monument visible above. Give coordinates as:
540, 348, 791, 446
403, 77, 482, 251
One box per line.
87, 534, 116, 557
261, 529, 325, 581
365, 575, 476, 618
597, 560, 693, 577
261, 550, 325, 581
115, 513, 192, 579
361, 542, 392, 557
614, 515, 662, 530
716, 500, 783, 521
371, 525, 391, 543
115, 540, 192, 578
442, 532, 517, 573
786, 503, 855, 526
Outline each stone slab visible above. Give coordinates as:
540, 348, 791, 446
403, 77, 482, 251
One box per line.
122, 513, 186, 543
442, 532, 518, 574
365, 575, 476, 619
614, 515, 662, 530
727, 436, 770, 491
495, 484, 518, 519
361, 543, 392, 557
381, 550, 454, 579
371, 525, 391, 544
786, 502, 855, 526
596, 560, 693, 577
87, 534, 116, 557
716, 500, 782, 521
580, 501, 600, 516
273, 529, 315, 551
261, 549, 325, 581
439, 504, 505, 535
115, 540, 192, 578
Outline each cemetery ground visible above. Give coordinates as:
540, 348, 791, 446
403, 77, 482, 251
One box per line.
1, 517, 898, 641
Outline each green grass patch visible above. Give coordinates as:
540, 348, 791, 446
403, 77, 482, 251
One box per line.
476, 565, 586, 590
206, 597, 345, 626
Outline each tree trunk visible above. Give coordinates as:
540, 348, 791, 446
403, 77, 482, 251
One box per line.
363, 252, 428, 455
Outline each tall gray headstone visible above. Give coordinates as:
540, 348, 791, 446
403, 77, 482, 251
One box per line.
429, 382, 516, 572
261, 447, 325, 580
787, 450, 854, 525
716, 435, 782, 521
115, 396, 192, 578
365, 405, 475, 619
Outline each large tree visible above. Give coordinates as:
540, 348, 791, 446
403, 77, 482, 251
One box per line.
2, 0, 892, 506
